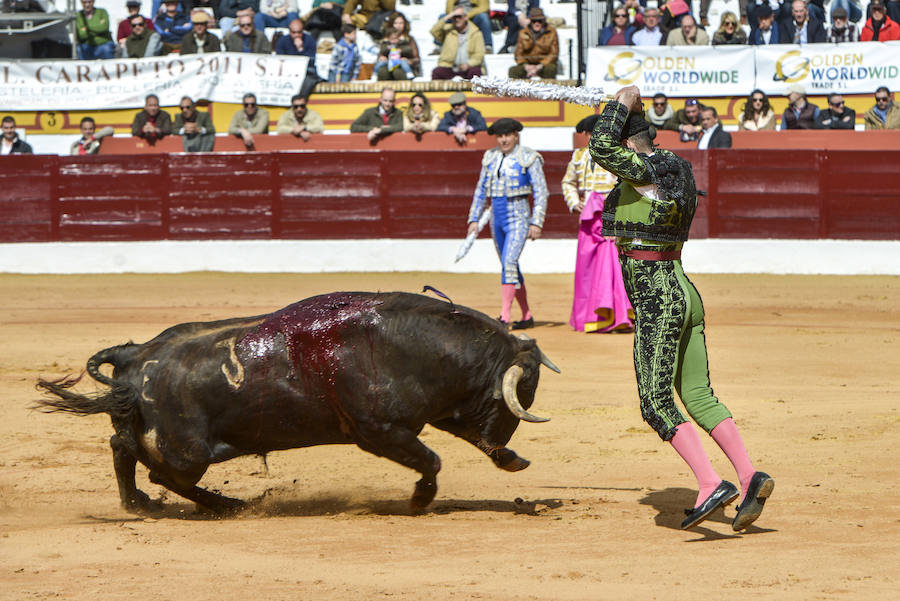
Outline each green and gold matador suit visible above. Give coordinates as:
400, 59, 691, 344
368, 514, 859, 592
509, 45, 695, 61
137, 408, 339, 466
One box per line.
589, 100, 732, 441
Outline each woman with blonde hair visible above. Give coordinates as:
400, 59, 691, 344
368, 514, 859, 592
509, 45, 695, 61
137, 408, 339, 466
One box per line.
738, 89, 776, 131
403, 93, 440, 134
712, 11, 747, 44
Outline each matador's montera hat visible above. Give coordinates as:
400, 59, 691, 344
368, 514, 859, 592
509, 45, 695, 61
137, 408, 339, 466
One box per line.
487, 118, 524, 135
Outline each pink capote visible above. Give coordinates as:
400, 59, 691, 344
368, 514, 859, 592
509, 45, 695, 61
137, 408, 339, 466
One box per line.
569, 191, 634, 333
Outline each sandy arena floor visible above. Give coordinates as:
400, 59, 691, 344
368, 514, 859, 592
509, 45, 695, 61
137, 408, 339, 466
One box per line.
1, 272, 898, 600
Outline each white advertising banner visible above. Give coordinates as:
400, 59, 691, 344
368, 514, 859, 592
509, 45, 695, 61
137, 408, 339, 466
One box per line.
586, 46, 755, 97
754, 42, 900, 96
0, 53, 309, 110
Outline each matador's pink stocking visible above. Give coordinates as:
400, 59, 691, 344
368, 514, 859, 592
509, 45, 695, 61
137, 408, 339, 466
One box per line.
670, 422, 722, 507
514, 284, 532, 321
500, 284, 517, 323
710, 417, 756, 502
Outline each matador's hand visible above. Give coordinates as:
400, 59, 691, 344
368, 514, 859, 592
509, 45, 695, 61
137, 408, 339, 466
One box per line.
467, 222, 479, 237
527, 225, 542, 240
614, 85, 643, 114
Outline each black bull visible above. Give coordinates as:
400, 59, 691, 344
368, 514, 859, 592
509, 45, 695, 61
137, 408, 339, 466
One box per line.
37, 291, 559, 514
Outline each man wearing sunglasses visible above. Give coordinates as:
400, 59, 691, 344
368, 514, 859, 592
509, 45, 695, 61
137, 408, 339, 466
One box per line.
814, 93, 856, 130
224, 13, 272, 53
861, 0, 900, 40
864, 86, 900, 129
173, 96, 216, 152
121, 15, 162, 57
228, 92, 270, 149
276, 94, 325, 141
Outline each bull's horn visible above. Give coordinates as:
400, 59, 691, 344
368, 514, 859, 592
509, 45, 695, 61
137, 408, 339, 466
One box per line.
501, 365, 550, 423
540, 351, 561, 374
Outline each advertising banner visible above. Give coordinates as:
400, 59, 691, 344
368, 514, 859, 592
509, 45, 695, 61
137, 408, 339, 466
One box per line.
586, 46, 755, 97
755, 42, 900, 96
0, 53, 309, 111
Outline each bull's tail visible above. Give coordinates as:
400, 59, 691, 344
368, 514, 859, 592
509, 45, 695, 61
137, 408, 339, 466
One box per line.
35, 344, 142, 422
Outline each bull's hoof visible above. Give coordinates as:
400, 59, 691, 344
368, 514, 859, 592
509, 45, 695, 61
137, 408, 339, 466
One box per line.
201, 496, 247, 516
491, 448, 531, 472
122, 490, 164, 515
410, 478, 437, 514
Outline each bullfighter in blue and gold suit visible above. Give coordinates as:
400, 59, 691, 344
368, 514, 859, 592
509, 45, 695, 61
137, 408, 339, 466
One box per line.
467, 118, 548, 329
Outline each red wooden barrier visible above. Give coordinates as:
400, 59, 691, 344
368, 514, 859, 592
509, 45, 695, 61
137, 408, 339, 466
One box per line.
1, 149, 898, 243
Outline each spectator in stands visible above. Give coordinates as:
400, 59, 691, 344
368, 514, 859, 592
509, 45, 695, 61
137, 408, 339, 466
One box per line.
829, 0, 862, 24
328, 23, 362, 82
437, 92, 487, 144
430, 8, 485, 80
1, 116, 33, 155
509, 7, 559, 79
306, 0, 346, 42
712, 11, 748, 44
275, 18, 323, 98
698, 106, 732, 149
76, 0, 117, 60
219, 0, 260, 34
224, 12, 271, 52
749, 5, 781, 44
229, 92, 269, 149
663, 98, 703, 142
70, 117, 113, 155
131, 94, 172, 143
501, 0, 538, 54
864, 86, 900, 129
600, 6, 637, 45
256, 0, 298, 31
778, 0, 826, 43
189, 0, 221, 26
825, 7, 859, 40
647, 92, 673, 128
434, 0, 493, 53
173, 96, 215, 152
814, 93, 856, 129
738, 89, 776, 130
666, 15, 710, 45
342, 0, 395, 33
883, 0, 900, 24
403, 92, 441, 135
276, 94, 325, 140
121, 15, 162, 57
156, 0, 191, 53
781, 84, 820, 129
659, 0, 692, 31
385, 12, 420, 76
117, 0, 156, 48
632, 7, 663, 46
861, 0, 900, 39
180, 11, 221, 53
375, 27, 416, 80
350, 87, 403, 143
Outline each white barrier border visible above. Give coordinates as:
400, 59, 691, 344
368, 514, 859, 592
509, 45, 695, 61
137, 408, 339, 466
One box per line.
1, 239, 898, 275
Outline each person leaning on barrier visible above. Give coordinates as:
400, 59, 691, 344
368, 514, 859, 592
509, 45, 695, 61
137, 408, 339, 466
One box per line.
180, 11, 222, 53
402, 93, 440, 135
738, 89, 776, 131
71, 117, 113, 155
647, 93, 673, 128
437, 92, 487, 145
781, 84, 820, 130
174, 96, 216, 152
662, 98, 703, 142
698, 106, 732, 149
276, 95, 325, 141
864, 86, 900, 129
1, 116, 33, 155
131, 94, 172, 143
229, 93, 269, 149
509, 7, 559, 79
349, 87, 402, 143
814, 93, 856, 130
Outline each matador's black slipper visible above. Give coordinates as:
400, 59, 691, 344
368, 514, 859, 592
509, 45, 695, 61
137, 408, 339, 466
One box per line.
732, 471, 774, 531
681, 480, 739, 530
511, 317, 534, 330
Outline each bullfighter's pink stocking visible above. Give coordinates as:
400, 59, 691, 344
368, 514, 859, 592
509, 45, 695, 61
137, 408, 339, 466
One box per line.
670, 422, 721, 508
710, 417, 756, 503
500, 284, 516, 323
514, 284, 532, 321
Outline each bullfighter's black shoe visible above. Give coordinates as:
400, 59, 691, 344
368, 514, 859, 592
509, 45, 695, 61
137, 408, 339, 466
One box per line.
681, 480, 739, 530
511, 317, 534, 330
732, 471, 774, 531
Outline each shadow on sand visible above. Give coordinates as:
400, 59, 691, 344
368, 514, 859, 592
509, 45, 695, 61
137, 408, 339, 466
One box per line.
639, 487, 776, 541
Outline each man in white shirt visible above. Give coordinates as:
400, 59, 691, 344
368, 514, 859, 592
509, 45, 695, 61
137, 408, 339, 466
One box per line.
697, 106, 732, 149
632, 8, 663, 45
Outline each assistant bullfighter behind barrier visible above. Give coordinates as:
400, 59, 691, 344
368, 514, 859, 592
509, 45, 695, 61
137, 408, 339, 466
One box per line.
36, 291, 559, 515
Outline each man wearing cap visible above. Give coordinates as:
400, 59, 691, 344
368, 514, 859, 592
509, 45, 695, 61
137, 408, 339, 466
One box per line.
861, 0, 900, 40
117, 0, 156, 47
781, 84, 820, 129
588, 84, 773, 532
777, 0, 826, 43
662, 98, 703, 142
437, 92, 487, 144
825, 7, 859, 41
748, 4, 781, 44
509, 7, 559, 79
180, 11, 221, 53
563, 115, 632, 334
467, 118, 548, 329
